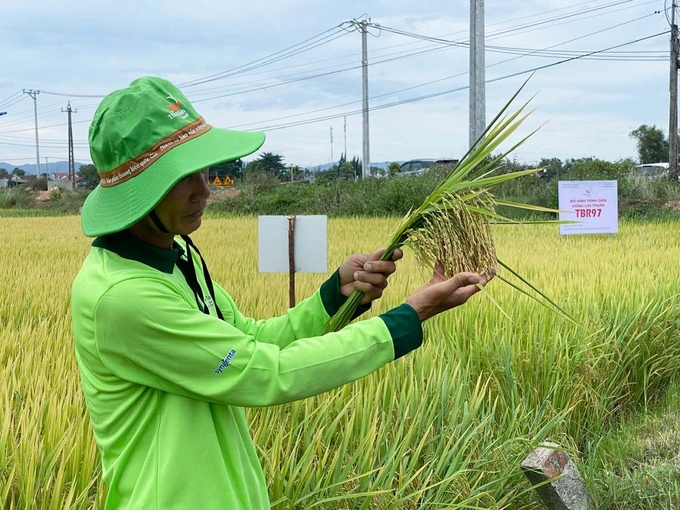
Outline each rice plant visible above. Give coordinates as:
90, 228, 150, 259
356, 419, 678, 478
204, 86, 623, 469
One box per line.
324, 81, 567, 334
1, 217, 680, 509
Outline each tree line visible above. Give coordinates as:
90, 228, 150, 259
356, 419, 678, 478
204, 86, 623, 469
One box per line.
0, 122, 673, 188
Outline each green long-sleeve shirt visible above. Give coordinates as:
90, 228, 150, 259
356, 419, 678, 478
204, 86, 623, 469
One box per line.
71, 231, 422, 509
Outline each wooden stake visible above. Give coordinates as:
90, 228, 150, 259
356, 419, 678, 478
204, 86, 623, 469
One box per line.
288, 215, 296, 308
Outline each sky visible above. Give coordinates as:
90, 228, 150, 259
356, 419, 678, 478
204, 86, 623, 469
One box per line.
0, 0, 672, 172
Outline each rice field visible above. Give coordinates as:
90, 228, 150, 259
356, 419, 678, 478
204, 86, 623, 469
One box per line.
1, 216, 680, 509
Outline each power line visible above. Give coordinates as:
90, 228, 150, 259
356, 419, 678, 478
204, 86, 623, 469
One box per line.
12, 1, 656, 105
378, 6, 659, 48
487, 0, 653, 39
178, 25, 355, 88
0, 138, 88, 148
1, 3, 665, 154
0, 90, 24, 109
0, 95, 29, 111
0, 101, 97, 132
241, 32, 668, 132
32, 28, 355, 100
40, 90, 106, 98
0, 133, 88, 144
0, 118, 91, 136
179, 1, 631, 99
187, 12, 664, 105
2, 24, 666, 142
183, 2, 661, 102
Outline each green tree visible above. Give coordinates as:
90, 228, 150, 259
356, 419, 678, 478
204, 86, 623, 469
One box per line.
314, 162, 356, 184
287, 165, 303, 182
349, 156, 362, 180
565, 157, 634, 181
537, 157, 564, 180
78, 164, 100, 188
388, 162, 401, 178
12, 167, 25, 177
629, 125, 669, 164
0, 168, 9, 178
253, 152, 286, 179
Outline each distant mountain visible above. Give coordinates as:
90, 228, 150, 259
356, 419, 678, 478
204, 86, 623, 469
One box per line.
0, 161, 89, 176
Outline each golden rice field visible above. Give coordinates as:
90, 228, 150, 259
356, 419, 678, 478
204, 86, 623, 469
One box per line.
2, 216, 680, 509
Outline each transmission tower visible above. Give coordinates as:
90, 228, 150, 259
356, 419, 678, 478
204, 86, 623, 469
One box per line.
62, 102, 78, 189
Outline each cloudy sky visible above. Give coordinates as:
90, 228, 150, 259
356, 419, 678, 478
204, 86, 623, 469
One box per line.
0, 0, 671, 171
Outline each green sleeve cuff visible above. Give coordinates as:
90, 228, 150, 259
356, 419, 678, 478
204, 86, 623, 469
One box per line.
320, 269, 371, 319
380, 304, 423, 359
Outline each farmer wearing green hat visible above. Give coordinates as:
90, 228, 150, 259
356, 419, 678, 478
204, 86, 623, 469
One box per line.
71, 76, 490, 509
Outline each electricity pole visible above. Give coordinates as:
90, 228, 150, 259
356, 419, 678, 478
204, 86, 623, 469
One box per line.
22, 89, 41, 178
469, 0, 486, 149
343, 116, 347, 161
347, 18, 380, 178
360, 20, 371, 178
45, 157, 48, 179
670, 0, 679, 181
62, 101, 77, 189
330, 126, 334, 164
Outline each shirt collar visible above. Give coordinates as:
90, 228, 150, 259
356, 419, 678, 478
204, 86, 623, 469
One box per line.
92, 230, 184, 274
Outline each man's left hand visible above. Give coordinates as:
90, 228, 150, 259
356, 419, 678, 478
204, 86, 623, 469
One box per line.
338, 248, 403, 305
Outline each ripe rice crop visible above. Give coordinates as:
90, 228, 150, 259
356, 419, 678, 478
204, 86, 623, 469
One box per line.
1, 216, 679, 509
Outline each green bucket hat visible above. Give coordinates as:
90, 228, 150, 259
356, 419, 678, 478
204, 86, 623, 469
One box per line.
81, 76, 265, 237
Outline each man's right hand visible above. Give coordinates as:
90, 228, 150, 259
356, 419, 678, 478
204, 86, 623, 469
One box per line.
405, 265, 493, 322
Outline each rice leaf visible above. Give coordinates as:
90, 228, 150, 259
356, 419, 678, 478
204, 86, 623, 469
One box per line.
324, 78, 569, 334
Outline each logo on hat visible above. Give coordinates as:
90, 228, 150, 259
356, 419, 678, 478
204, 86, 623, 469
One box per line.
166, 94, 189, 120
166, 94, 181, 112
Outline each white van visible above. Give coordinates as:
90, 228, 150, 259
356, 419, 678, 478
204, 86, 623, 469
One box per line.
636, 162, 669, 177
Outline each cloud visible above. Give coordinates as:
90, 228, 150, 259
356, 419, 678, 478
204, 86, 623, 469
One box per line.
0, 0, 672, 168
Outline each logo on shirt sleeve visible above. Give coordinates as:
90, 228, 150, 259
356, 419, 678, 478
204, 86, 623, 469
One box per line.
214, 349, 236, 374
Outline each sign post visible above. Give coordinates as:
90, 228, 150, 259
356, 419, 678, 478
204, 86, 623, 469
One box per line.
558, 180, 618, 236
287, 215, 296, 307
259, 215, 328, 308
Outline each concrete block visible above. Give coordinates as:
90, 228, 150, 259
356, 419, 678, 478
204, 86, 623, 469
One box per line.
521, 442, 592, 510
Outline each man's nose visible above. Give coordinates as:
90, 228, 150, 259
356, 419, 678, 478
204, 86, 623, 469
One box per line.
193, 172, 211, 200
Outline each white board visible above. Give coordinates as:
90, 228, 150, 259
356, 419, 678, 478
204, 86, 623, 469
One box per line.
258, 215, 328, 273
558, 180, 618, 235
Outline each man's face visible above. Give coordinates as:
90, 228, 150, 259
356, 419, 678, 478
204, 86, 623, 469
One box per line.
155, 169, 210, 236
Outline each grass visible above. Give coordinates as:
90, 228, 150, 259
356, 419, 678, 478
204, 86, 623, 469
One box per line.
587, 381, 680, 509
1, 217, 680, 508
0, 208, 69, 217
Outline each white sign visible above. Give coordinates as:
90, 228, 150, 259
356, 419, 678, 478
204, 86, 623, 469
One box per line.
558, 180, 618, 235
258, 215, 328, 273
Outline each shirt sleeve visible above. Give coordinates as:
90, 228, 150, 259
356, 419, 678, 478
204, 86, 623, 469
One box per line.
94, 277, 405, 407
211, 269, 372, 350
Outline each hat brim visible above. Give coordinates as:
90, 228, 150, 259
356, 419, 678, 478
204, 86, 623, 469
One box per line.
81, 127, 265, 237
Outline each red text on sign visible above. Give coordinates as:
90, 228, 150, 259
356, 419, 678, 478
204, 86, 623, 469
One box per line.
574, 208, 602, 218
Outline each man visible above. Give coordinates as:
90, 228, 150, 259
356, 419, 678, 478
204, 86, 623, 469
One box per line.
71, 76, 490, 509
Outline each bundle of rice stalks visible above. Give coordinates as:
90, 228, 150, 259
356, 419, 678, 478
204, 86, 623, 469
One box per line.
407, 193, 498, 278
325, 79, 574, 334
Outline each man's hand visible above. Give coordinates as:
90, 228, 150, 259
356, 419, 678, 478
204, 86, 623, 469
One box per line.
406, 264, 494, 321
338, 248, 403, 305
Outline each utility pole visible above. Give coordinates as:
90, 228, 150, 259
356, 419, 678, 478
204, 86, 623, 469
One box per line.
62, 101, 77, 189
469, 0, 486, 149
360, 19, 371, 178
45, 157, 48, 179
670, 0, 679, 181
330, 126, 334, 164
22, 89, 41, 178
343, 116, 347, 161
347, 18, 379, 178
